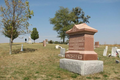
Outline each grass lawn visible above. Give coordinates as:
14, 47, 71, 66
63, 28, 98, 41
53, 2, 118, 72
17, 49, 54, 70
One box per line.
0, 43, 120, 80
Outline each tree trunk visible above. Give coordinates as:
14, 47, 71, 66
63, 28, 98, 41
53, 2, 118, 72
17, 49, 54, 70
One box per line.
34, 40, 35, 43
63, 37, 65, 44
9, 38, 12, 54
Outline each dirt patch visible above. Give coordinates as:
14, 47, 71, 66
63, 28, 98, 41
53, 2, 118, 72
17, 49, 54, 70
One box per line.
13, 48, 37, 54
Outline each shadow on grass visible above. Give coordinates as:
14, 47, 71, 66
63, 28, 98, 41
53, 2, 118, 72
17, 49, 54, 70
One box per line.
13, 48, 37, 54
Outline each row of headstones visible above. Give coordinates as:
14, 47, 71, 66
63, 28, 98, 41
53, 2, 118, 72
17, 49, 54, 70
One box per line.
103, 46, 120, 58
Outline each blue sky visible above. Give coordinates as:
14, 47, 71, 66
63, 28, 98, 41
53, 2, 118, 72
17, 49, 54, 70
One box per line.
0, 0, 120, 44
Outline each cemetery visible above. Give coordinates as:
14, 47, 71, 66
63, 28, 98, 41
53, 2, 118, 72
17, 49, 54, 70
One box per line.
0, 0, 119, 80
0, 43, 120, 79
0, 24, 120, 80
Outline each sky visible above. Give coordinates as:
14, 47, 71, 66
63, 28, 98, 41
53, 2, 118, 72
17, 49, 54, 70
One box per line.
0, 0, 120, 44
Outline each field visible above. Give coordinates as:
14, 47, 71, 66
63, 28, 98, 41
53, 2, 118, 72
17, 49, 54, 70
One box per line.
0, 43, 120, 80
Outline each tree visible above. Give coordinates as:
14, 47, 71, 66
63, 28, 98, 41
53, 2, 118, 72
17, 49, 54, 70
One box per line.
72, 7, 91, 24
50, 7, 91, 43
50, 7, 74, 43
31, 28, 39, 43
0, 0, 34, 54
2, 20, 19, 43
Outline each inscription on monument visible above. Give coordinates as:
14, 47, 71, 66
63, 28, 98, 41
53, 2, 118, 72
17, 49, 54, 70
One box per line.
69, 35, 85, 50
65, 53, 83, 60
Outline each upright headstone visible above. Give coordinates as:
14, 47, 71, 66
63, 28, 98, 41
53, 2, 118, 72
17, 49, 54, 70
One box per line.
20, 44, 23, 51
111, 47, 117, 57
45, 39, 48, 44
95, 42, 99, 48
43, 40, 46, 47
58, 48, 65, 57
60, 23, 103, 76
27, 36, 32, 44
103, 46, 108, 56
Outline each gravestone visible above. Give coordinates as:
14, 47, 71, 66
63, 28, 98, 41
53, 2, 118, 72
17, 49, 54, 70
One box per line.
45, 39, 48, 44
60, 23, 103, 76
43, 40, 46, 47
95, 42, 99, 48
27, 36, 32, 44
103, 46, 108, 56
20, 44, 23, 51
117, 49, 120, 58
111, 47, 117, 57
58, 48, 65, 57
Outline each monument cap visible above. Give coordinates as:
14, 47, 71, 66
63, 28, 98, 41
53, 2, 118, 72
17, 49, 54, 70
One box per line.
66, 23, 98, 35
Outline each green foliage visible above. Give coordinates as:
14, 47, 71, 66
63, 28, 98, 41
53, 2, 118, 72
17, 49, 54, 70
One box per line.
50, 7, 90, 43
24, 77, 29, 80
31, 28, 39, 43
48, 40, 53, 44
72, 7, 90, 24
0, 0, 34, 54
103, 74, 108, 77
50, 7, 74, 43
71, 73, 78, 78
2, 20, 19, 42
86, 77, 92, 79
54, 41, 59, 44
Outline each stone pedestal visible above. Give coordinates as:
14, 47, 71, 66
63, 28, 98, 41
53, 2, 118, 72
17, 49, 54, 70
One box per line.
60, 58, 103, 76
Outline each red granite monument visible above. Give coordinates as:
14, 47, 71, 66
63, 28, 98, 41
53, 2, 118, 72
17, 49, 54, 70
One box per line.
95, 42, 99, 48
65, 23, 98, 60
43, 40, 46, 47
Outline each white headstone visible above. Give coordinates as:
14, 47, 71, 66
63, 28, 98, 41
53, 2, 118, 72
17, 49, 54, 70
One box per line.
111, 47, 117, 57
27, 36, 32, 44
103, 49, 107, 56
20, 44, 23, 51
58, 48, 65, 57
105, 46, 108, 50
103, 46, 108, 56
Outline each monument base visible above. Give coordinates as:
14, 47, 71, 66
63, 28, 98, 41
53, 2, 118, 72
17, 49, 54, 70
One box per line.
60, 58, 103, 76
65, 51, 98, 60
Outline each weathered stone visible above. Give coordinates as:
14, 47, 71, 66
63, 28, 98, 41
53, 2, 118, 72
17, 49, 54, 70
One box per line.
60, 58, 103, 76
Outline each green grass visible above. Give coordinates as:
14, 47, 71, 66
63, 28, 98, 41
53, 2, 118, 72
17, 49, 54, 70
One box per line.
0, 43, 120, 80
